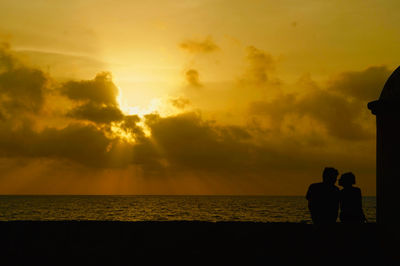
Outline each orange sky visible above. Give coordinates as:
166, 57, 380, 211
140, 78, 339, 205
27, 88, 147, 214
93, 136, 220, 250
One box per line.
0, 0, 399, 195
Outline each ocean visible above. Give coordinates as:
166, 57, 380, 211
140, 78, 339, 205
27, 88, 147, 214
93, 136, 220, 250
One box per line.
0, 195, 376, 223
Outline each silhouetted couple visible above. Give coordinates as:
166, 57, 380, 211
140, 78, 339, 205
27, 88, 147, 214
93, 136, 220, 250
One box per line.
306, 167, 366, 225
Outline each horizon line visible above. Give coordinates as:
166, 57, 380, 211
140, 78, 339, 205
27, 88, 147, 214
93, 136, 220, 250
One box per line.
0, 194, 377, 197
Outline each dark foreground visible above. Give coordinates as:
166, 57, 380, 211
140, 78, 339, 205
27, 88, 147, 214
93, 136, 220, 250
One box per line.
0, 221, 395, 265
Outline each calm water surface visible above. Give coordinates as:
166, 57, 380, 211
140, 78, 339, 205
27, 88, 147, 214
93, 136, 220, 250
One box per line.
0, 196, 376, 223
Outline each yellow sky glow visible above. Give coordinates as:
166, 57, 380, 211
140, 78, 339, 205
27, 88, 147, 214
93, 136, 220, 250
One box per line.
0, 0, 398, 195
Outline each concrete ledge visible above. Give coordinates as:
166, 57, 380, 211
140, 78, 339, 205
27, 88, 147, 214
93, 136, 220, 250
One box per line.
0, 221, 393, 265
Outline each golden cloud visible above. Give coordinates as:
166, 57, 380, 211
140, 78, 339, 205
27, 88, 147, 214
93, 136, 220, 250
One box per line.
180, 36, 219, 54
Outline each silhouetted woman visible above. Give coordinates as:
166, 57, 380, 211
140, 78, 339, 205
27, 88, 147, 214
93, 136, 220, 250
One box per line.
338, 172, 366, 223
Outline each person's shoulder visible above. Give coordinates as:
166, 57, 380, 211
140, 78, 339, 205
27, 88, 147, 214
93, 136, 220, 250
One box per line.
309, 182, 323, 187
308, 182, 323, 191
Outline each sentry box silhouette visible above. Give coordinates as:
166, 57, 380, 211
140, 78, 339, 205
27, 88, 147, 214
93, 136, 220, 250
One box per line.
368, 66, 400, 239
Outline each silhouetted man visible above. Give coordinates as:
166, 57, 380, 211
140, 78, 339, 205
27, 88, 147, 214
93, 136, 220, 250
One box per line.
306, 167, 340, 225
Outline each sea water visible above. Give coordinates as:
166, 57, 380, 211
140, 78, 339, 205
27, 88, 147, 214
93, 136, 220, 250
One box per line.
0, 195, 376, 223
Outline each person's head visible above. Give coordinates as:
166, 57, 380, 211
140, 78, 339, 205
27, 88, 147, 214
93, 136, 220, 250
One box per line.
338, 172, 356, 187
322, 167, 339, 185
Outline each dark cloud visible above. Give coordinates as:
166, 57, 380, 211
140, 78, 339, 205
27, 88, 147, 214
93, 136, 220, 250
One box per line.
185, 69, 202, 87
60, 71, 126, 125
0, 43, 16, 71
248, 71, 376, 141
143, 112, 319, 177
0, 67, 48, 113
327, 66, 391, 101
67, 102, 124, 124
61, 72, 118, 105
298, 90, 371, 140
0, 122, 140, 168
143, 111, 372, 185
33, 124, 120, 167
145, 112, 256, 174
180, 36, 219, 54
0, 45, 49, 117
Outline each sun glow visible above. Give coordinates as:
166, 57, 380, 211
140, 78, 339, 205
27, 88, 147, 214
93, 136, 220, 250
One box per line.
116, 85, 160, 116
120, 98, 162, 118
113, 86, 185, 140
116, 84, 185, 116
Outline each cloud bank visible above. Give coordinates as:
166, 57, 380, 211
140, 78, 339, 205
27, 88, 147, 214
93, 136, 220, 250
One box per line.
0, 43, 388, 195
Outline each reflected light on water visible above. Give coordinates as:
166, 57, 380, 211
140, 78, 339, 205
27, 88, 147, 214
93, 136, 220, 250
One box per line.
0, 196, 376, 223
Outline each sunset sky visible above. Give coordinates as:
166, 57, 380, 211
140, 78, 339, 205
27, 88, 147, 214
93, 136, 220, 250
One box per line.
0, 0, 399, 195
